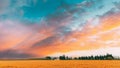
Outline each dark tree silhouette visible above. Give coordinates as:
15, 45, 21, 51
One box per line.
45, 56, 52, 60
44, 54, 115, 60
59, 55, 66, 60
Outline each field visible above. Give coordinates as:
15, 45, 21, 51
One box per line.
0, 60, 120, 68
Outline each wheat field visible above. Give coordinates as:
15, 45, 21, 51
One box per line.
0, 60, 120, 68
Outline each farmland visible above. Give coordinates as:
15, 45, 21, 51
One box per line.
0, 60, 120, 68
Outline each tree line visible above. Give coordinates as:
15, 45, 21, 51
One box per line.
45, 54, 117, 60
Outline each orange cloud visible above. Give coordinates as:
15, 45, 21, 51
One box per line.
29, 12, 120, 57
1, 12, 120, 57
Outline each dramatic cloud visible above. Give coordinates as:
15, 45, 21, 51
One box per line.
1, 0, 120, 58
0, 50, 34, 59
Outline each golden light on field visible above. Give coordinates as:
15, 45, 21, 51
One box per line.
0, 60, 120, 68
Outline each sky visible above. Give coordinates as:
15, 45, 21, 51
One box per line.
1, 0, 120, 59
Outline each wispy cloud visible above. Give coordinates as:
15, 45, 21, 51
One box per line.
1, 0, 120, 58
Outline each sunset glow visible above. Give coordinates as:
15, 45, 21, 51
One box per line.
0, 0, 120, 59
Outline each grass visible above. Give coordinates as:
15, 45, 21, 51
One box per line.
0, 60, 120, 68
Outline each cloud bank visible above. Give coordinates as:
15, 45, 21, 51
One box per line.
1, 0, 120, 58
